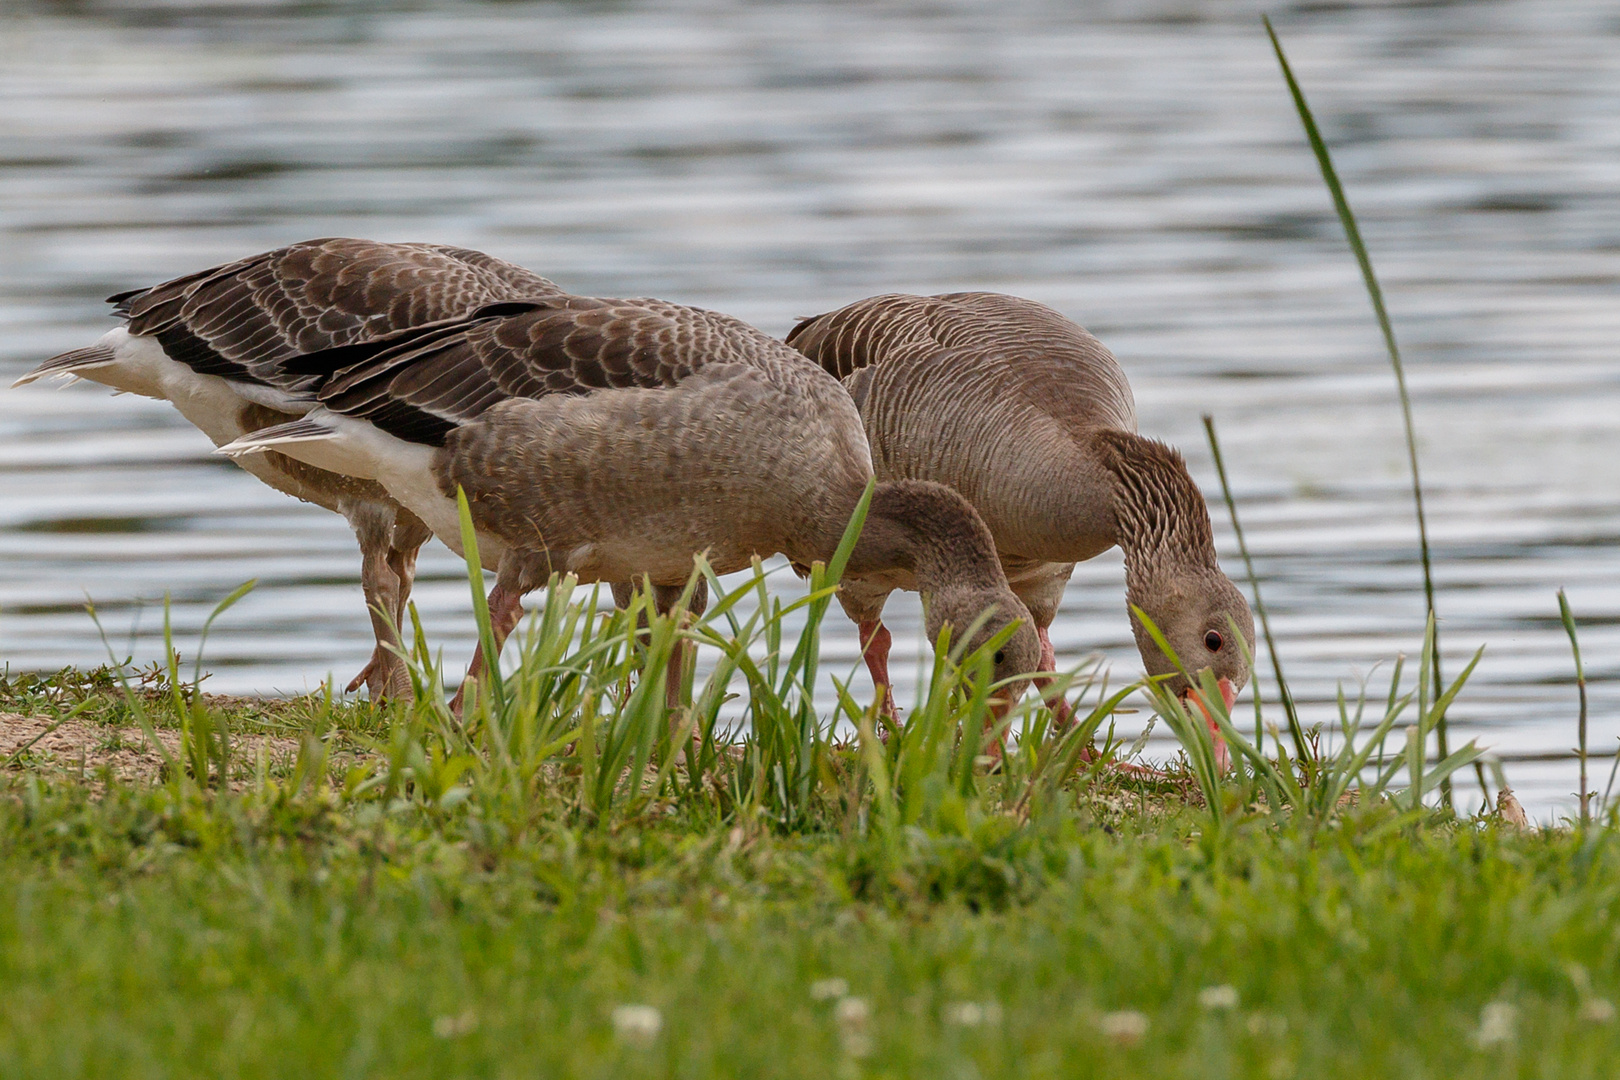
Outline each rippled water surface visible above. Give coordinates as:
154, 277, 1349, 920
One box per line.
3, 0, 1617, 818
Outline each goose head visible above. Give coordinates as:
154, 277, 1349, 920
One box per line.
925, 584, 1043, 709
1128, 565, 1254, 770
1095, 430, 1256, 770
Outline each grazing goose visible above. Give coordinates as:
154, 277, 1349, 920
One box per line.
786, 292, 1255, 769
13, 238, 565, 698
218, 294, 1043, 715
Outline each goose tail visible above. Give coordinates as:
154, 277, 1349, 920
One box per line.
10, 344, 117, 388
217, 417, 338, 457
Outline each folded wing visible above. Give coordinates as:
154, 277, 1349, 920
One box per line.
109, 237, 566, 391
302, 295, 790, 446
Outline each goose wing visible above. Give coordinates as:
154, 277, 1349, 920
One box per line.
787, 291, 1136, 432
785, 294, 941, 380
311, 295, 786, 446
110, 237, 565, 390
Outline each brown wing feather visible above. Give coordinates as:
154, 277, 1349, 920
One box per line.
787, 291, 1136, 433
113, 237, 566, 390
786, 294, 941, 380
315, 296, 791, 446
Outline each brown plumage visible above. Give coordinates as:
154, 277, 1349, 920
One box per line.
222, 294, 1043, 713
787, 291, 1255, 766
112, 237, 565, 389
14, 238, 565, 698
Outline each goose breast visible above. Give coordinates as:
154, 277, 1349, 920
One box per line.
437, 360, 873, 583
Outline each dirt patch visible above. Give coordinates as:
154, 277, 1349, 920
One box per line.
0, 712, 308, 785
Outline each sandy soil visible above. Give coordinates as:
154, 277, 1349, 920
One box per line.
0, 712, 309, 784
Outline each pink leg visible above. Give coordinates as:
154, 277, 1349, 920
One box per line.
664, 639, 694, 712
858, 619, 900, 728
449, 582, 526, 717
345, 523, 406, 700
1031, 626, 1155, 777
1074, 743, 1166, 779
1033, 625, 1077, 730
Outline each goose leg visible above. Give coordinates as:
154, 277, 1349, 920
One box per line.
449, 578, 528, 717
343, 504, 408, 700
1052, 646, 1164, 777
1033, 624, 1078, 730
612, 578, 708, 712
377, 511, 432, 699
1029, 623, 1160, 777
836, 581, 899, 728
655, 579, 707, 712
857, 619, 901, 727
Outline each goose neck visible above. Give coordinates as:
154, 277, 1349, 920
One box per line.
1093, 430, 1220, 595
842, 480, 1005, 592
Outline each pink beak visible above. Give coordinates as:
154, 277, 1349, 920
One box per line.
982, 686, 1023, 761
1182, 678, 1237, 774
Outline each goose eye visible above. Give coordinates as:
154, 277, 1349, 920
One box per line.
993, 650, 1006, 666
1204, 630, 1224, 652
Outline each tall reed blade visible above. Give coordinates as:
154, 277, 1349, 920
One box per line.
1202, 414, 1307, 763
1557, 589, 1589, 824
455, 486, 504, 714
1264, 16, 1449, 809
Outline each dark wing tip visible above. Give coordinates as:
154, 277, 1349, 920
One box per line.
783, 312, 825, 348
278, 337, 396, 378
106, 286, 147, 314
470, 300, 550, 320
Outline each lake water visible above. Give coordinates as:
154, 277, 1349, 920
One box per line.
2, 0, 1616, 820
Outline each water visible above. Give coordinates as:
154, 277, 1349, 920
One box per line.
2, 0, 1617, 819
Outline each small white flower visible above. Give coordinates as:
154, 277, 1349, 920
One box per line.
1473, 1001, 1517, 1048
943, 1000, 1002, 1026
612, 1004, 663, 1044
1097, 1010, 1149, 1046
1579, 997, 1615, 1024
1199, 985, 1240, 1010
835, 996, 871, 1027
834, 996, 873, 1058
810, 977, 850, 1001
432, 1009, 478, 1038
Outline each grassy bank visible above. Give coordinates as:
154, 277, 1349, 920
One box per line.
1, 706, 1617, 1078
1, 546, 1616, 1078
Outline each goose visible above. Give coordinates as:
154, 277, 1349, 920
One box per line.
786, 292, 1255, 770
216, 293, 1043, 715
13, 238, 565, 698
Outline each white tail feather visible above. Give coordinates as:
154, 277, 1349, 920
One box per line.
217, 417, 339, 458
11, 344, 117, 389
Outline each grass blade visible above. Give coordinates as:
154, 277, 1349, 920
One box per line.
1202, 414, 1307, 763
1558, 589, 1589, 824
455, 486, 505, 712
1265, 15, 1448, 808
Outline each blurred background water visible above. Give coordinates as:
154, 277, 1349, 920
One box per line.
1, 0, 1616, 819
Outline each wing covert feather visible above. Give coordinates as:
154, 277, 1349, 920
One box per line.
311, 295, 799, 446
113, 237, 565, 390
787, 291, 1136, 433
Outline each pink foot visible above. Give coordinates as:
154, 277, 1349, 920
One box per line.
859, 619, 901, 732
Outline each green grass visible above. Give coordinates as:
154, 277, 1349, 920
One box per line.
0, 503, 1614, 1076
1, 742, 1617, 1078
